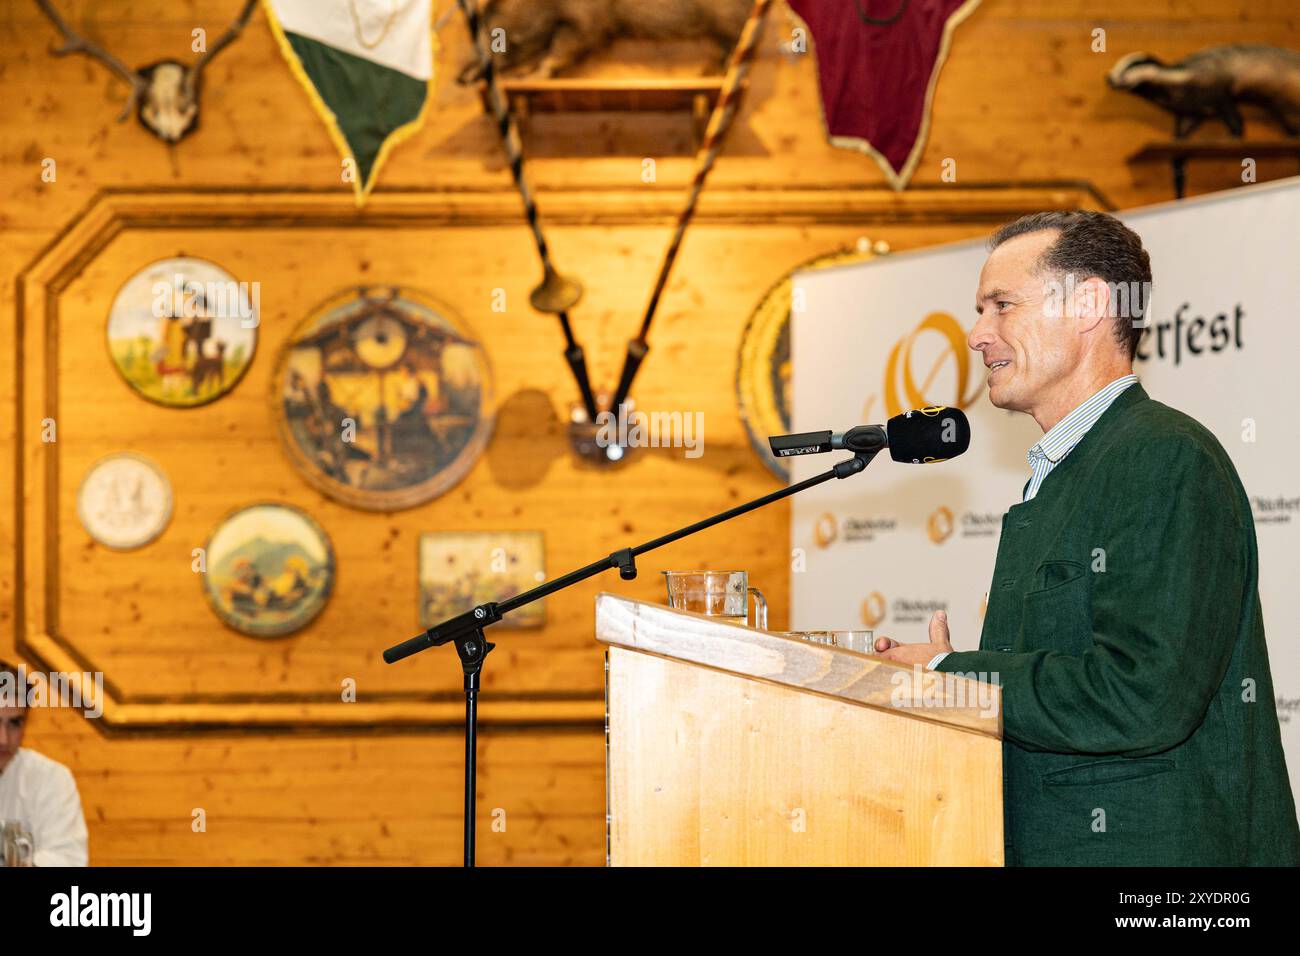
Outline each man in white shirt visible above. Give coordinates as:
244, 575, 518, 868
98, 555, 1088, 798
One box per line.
0, 660, 89, 867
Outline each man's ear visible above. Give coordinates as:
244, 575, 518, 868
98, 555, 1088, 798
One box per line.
1070, 275, 1112, 335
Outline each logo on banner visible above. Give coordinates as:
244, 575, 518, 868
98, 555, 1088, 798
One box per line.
927, 506, 955, 543
815, 511, 897, 546
843, 516, 897, 542
880, 312, 982, 418
1252, 495, 1300, 525
814, 512, 838, 547
892, 597, 949, 625
962, 511, 1002, 539
860, 592, 887, 628
928, 507, 1002, 543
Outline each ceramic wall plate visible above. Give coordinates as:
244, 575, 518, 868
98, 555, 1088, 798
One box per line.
736, 246, 884, 479
76, 452, 173, 550
106, 256, 258, 407
275, 286, 494, 511
201, 502, 335, 638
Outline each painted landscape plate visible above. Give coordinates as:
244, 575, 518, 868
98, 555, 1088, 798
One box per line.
106, 256, 258, 407
201, 503, 335, 638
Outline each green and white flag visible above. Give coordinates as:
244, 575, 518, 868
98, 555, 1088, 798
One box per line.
264, 0, 436, 204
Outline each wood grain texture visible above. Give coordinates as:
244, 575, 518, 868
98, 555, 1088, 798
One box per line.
596, 594, 1001, 738
15, 186, 1072, 730
0, 0, 1295, 865
606, 646, 1002, 866
25, 700, 605, 866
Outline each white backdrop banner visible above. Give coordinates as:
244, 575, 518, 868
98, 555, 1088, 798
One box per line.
790, 176, 1300, 808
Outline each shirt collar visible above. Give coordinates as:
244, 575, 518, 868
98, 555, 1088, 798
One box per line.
1029, 374, 1140, 465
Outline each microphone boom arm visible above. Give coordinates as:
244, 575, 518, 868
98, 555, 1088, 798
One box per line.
383, 446, 878, 665
380, 445, 880, 868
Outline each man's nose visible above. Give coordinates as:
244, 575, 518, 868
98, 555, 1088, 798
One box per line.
968, 316, 995, 353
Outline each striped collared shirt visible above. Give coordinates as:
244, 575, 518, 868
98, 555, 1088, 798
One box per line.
1023, 374, 1139, 502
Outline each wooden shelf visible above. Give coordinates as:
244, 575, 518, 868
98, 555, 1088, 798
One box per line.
1128, 139, 1300, 164
481, 77, 729, 148
1126, 139, 1300, 198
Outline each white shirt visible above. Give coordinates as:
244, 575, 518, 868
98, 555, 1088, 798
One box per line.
0, 748, 89, 866
927, 374, 1141, 670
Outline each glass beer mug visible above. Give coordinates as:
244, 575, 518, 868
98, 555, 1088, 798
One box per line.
0, 820, 35, 868
661, 570, 768, 629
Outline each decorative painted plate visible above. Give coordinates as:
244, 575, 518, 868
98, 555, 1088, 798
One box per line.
736, 244, 887, 479
201, 502, 335, 638
106, 256, 258, 407
275, 286, 494, 511
76, 452, 173, 550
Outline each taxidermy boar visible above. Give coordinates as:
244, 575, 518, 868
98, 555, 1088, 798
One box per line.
458, 0, 754, 82
1107, 44, 1300, 138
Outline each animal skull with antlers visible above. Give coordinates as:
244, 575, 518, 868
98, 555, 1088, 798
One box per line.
36, 0, 258, 143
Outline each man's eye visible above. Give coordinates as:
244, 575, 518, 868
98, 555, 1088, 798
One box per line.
997, 301, 1012, 311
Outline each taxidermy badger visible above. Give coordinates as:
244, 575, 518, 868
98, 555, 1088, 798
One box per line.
458, 0, 753, 82
1107, 44, 1300, 138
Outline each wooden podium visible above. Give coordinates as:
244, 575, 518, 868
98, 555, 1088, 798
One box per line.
596, 594, 1004, 866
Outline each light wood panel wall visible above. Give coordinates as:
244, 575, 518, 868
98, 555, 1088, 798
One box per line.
1, 0, 1297, 865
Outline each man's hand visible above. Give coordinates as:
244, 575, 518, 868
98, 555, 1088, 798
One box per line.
873, 610, 953, 667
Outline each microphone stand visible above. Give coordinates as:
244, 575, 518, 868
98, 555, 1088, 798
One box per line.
382, 444, 882, 867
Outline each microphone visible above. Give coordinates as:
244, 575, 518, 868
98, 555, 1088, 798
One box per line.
768, 406, 971, 464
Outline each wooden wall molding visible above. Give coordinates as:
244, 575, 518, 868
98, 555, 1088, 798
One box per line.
14, 182, 1104, 734
22, 181, 1113, 268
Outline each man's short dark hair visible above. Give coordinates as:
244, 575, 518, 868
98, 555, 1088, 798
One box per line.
989, 210, 1152, 359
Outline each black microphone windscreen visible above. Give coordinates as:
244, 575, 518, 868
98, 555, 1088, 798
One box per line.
886, 406, 971, 464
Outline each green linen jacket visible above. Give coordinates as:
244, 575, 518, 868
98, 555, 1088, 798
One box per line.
935, 383, 1300, 866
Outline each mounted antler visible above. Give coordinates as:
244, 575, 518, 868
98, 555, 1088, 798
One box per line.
35, 0, 259, 143
36, 0, 147, 120
185, 0, 260, 104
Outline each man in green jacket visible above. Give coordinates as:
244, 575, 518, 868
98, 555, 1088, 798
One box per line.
875, 210, 1299, 866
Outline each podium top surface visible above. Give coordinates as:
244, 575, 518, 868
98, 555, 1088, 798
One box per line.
595, 594, 1001, 739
